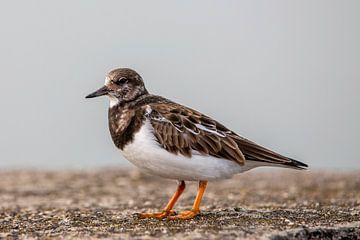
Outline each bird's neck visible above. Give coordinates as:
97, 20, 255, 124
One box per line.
108, 91, 149, 109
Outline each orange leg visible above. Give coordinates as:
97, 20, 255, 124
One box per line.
168, 181, 208, 220
139, 181, 185, 219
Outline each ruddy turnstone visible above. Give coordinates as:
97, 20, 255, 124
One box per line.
86, 68, 308, 220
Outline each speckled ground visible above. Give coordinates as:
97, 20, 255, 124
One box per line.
0, 169, 359, 239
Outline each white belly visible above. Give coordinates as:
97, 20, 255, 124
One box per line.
120, 120, 258, 181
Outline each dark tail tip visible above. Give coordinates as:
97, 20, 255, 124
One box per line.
286, 158, 308, 170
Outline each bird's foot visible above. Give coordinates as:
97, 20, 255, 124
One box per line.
138, 210, 176, 220
167, 209, 200, 220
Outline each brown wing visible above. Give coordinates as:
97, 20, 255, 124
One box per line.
147, 103, 245, 165
145, 101, 307, 169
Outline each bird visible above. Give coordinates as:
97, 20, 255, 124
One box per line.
86, 68, 308, 220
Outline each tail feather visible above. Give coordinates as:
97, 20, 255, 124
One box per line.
245, 155, 308, 170
280, 158, 308, 170
234, 137, 308, 170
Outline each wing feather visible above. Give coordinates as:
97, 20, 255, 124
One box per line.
147, 103, 245, 165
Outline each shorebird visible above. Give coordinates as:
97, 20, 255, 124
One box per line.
86, 68, 307, 220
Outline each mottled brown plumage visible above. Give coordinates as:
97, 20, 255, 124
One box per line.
108, 105, 145, 150
147, 102, 245, 165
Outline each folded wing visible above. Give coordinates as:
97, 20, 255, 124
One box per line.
147, 103, 245, 165
146, 102, 307, 169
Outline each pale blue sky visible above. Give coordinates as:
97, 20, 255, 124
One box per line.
0, 1, 359, 169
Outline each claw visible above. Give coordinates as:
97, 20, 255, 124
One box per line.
167, 210, 200, 220
138, 210, 176, 219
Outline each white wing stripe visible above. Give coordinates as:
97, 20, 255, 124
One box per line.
147, 107, 226, 137
195, 123, 226, 137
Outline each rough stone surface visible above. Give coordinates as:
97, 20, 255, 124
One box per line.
0, 169, 359, 239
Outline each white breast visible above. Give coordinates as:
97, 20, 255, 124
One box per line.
120, 120, 260, 181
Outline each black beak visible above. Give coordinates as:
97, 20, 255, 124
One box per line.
86, 86, 109, 99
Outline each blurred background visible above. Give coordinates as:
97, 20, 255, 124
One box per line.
0, 1, 359, 170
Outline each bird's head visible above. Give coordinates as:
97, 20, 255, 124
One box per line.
86, 68, 148, 106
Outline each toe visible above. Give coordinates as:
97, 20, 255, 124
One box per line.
167, 210, 200, 220
138, 210, 176, 219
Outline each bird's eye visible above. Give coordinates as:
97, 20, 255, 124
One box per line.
112, 77, 128, 85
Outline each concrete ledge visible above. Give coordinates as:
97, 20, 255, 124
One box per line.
0, 169, 359, 239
